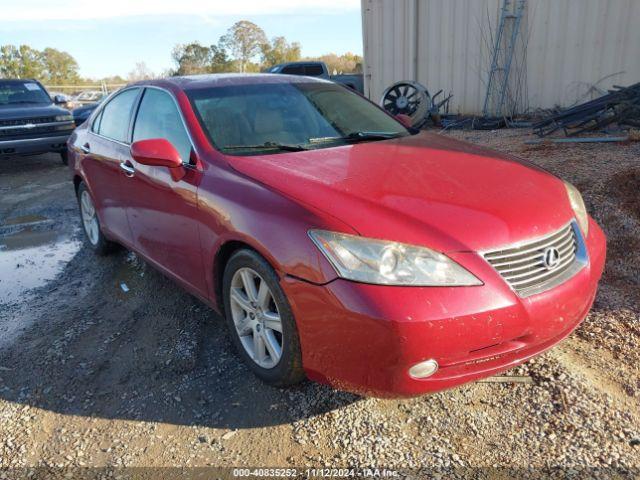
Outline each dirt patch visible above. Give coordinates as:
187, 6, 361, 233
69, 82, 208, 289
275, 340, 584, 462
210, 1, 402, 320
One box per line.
607, 168, 640, 222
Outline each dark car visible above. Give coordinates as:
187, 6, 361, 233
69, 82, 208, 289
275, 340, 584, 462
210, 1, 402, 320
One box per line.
72, 101, 102, 127
266, 61, 364, 93
0, 79, 75, 164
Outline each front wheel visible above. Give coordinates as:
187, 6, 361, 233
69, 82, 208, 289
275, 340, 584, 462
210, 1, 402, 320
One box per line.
77, 181, 116, 255
60, 150, 69, 165
222, 249, 305, 386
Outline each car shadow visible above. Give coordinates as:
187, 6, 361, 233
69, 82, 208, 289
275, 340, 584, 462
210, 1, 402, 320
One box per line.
0, 245, 360, 430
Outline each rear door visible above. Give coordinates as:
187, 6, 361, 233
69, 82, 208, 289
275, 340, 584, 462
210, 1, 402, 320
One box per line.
123, 87, 207, 296
82, 87, 141, 244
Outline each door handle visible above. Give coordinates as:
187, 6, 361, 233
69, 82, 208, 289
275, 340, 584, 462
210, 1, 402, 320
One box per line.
119, 161, 135, 177
81, 143, 90, 154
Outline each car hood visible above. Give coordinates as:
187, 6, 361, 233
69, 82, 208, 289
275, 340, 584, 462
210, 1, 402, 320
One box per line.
0, 103, 69, 120
224, 132, 575, 252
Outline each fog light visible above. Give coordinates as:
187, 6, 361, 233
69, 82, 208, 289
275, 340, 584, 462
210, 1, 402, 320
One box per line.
408, 359, 439, 379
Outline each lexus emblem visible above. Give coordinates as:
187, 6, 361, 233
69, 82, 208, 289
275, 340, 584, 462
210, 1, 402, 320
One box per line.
542, 247, 561, 270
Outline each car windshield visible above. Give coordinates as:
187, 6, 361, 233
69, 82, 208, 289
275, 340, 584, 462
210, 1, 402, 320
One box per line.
0, 81, 51, 106
187, 81, 410, 155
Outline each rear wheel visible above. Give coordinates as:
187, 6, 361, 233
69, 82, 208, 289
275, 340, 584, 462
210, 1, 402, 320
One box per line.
77, 182, 116, 255
222, 249, 305, 386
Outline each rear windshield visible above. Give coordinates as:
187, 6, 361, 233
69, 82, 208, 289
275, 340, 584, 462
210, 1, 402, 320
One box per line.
0, 81, 51, 106
187, 81, 408, 155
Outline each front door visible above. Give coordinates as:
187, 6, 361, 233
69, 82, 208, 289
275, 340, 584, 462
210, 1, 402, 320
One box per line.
122, 87, 207, 297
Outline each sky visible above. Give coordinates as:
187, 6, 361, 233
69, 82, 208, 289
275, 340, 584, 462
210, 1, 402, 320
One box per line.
0, 0, 363, 79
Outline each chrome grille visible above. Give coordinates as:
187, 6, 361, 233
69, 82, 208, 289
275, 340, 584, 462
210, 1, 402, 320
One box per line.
0, 116, 74, 139
483, 222, 583, 297
0, 116, 57, 128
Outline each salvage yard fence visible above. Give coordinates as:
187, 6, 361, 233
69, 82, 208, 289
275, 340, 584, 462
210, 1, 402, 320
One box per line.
43, 83, 126, 96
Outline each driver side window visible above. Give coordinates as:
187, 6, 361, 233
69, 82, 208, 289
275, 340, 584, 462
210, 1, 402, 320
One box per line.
132, 88, 192, 163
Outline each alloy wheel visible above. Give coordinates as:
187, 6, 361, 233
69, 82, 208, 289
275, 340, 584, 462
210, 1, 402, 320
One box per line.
80, 190, 99, 245
229, 267, 283, 369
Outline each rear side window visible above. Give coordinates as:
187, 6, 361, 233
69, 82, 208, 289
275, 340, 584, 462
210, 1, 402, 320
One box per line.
281, 65, 305, 75
304, 64, 324, 76
95, 88, 140, 143
91, 110, 104, 133
132, 88, 192, 163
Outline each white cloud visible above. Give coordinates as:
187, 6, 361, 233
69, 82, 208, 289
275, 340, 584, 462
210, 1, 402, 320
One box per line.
1, 0, 360, 22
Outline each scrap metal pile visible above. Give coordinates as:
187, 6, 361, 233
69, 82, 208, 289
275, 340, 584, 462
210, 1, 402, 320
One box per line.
533, 82, 640, 137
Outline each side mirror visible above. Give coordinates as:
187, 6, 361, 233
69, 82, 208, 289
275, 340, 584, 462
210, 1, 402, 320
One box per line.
395, 113, 413, 128
130, 138, 185, 181
53, 94, 67, 105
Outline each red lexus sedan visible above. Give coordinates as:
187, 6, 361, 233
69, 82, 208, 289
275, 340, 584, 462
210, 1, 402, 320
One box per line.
68, 74, 606, 397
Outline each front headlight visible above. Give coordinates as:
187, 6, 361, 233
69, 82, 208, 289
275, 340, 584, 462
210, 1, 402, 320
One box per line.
564, 181, 589, 236
309, 230, 482, 286
55, 114, 73, 122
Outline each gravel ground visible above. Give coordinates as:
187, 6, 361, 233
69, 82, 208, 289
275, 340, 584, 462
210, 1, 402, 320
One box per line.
0, 129, 638, 478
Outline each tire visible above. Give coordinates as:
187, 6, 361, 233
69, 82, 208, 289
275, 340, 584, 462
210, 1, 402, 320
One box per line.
60, 150, 69, 165
76, 181, 116, 255
222, 249, 305, 387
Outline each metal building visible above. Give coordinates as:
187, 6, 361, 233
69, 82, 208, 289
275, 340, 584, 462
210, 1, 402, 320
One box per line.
361, 0, 640, 114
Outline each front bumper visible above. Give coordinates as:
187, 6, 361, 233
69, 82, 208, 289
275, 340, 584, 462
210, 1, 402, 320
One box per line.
0, 134, 71, 156
282, 218, 606, 397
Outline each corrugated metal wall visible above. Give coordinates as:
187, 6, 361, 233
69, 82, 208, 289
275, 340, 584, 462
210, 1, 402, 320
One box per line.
362, 0, 640, 114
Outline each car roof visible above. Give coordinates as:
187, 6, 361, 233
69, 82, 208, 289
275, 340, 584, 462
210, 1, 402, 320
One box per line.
0, 78, 39, 83
129, 73, 332, 91
272, 61, 321, 68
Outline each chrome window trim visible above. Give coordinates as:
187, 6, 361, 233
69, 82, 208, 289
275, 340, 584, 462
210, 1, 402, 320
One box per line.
88, 130, 131, 148
85, 83, 197, 167
479, 220, 589, 298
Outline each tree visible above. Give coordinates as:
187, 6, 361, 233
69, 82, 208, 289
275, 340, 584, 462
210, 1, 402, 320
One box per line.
42, 48, 80, 84
220, 21, 267, 73
307, 52, 363, 74
261, 36, 301, 68
1, 44, 82, 84
209, 44, 233, 73
0, 44, 44, 79
127, 61, 154, 81
0, 45, 22, 78
17, 45, 45, 79
171, 42, 212, 75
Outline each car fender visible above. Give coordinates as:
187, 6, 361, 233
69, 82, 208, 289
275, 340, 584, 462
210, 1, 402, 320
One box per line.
196, 159, 357, 308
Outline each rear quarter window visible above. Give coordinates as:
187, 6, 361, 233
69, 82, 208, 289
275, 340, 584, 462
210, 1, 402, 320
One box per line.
281, 65, 305, 75
91, 110, 104, 133
304, 64, 324, 76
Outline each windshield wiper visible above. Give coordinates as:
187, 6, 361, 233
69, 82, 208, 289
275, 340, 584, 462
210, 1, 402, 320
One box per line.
223, 141, 309, 152
345, 131, 402, 141
309, 131, 402, 144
